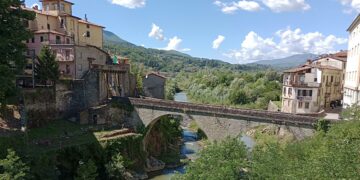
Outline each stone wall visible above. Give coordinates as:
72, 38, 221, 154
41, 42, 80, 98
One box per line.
23, 88, 57, 127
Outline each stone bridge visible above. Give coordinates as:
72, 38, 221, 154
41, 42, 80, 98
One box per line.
123, 98, 319, 141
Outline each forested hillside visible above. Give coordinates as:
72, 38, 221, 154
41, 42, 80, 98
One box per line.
103, 30, 270, 73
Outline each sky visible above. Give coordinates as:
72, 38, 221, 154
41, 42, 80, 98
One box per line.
25, 0, 360, 64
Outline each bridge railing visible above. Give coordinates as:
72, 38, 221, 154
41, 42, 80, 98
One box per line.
128, 98, 318, 125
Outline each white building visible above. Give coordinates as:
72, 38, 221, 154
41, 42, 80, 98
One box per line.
344, 15, 360, 108
282, 64, 342, 114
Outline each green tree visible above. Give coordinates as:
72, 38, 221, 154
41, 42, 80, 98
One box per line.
0, 0, 35, 105
106, 153, 126, 180
75, 160, 98, 180
0, 149, 30, 180
34, 46, 59, 85
174, 137, 248, 180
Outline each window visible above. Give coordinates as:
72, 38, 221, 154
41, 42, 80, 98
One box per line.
40, 36, 44, 42
302, 90, 307, 96
309, 90, 313, 97
66, 64, 70, 74
298, 102, 303, 108
53, 3, 58, 10
298, 90, 302, 96
47, 23, 50, 30
66, 38, 70, 44
65, 50, 70, 60
314, 78, 317, 82
86, 31, 91, 37
31, 37, 35, 43
305, 102, 310, 109
26, 39, 29, 43
331, 76, 334, 82
45, 4, 49, 11
288, 88, 292, 96
60, 19, 64, 28
60, 3, 65, 11
56, 36, 61, 44
87, 24, 90, 28
283, 87, 286, 95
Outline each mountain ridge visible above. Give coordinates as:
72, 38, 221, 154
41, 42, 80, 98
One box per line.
103, 30, 315, 71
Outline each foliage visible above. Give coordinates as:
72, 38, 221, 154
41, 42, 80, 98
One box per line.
146, 116, 182, 164
250, 120, 360, 179
341, 105, 360, 120
131, 63, 145, 95
315, 119, 330, 133
105, 153, 126, 180
34, 46, 60, 85
178, 69, 282, 109
103, 36, 269, 74
0, 149, 30, 180
111, 100, 134, 112
75, 160, 98, 180
174, 137, 248, 180
165, 78, 178, 100
0, 0, 35, 105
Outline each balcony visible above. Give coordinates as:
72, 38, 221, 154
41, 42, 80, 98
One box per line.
297, 96, 312, 101
45, 40, 74, 45
56, 54, 74, 62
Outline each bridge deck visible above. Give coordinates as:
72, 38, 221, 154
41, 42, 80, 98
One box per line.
128, 98, 318, 126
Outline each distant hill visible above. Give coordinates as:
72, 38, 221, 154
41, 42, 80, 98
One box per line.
103, 30, 269, 73
251, 54, 318, 69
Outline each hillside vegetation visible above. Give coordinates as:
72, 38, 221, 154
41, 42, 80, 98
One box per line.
103, 30, 270, 73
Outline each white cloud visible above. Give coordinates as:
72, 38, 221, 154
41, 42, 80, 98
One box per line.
261, 0, 310, 12
148, 23, 165, 41
213, 35, 226, 49
163, 36, 191, 52
224, 28, 347, 62
214, 0, 261, 14
111, 0, 146, 9
339, 0, 360, 13
31, 3, 41, 9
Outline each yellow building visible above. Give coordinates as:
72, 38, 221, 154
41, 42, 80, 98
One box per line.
24, 0, 105, 80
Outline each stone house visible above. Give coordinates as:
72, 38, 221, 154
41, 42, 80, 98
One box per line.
143, 73, 166, 99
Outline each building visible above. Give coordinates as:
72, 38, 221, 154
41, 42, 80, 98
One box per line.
24, 0, 104, 79
343, 15, 360, 108
143, 72, 166, 99
312, 51, 347, 96
282, 63, 343, 114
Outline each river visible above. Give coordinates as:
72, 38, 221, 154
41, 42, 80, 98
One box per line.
150, 92, 255, 180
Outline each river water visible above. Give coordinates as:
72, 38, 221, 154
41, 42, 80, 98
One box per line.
150, 92, 255, 180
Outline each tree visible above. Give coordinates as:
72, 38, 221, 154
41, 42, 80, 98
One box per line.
174, 137, 248, 180
34, 46, 60, 85
0, 0, 35, 105
75, 160, 98, 180
0, 149, 30, 180
106, 153, 126, 180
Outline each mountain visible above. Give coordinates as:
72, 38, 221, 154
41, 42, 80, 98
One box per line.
251, 54, 318, 69
103, 30, 269, 73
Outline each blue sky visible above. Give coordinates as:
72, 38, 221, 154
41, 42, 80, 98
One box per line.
25, 0, 359, 64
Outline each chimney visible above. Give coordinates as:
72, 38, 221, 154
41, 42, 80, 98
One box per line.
85, 14, 88, 22
305, 59, 312, 65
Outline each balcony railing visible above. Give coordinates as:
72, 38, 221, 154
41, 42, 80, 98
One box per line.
297, 96, 312, 101
56, 54, 74, 62
45, 40, 74, 45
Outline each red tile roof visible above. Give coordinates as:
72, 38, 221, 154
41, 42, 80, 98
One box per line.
284, 64, 341, 73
